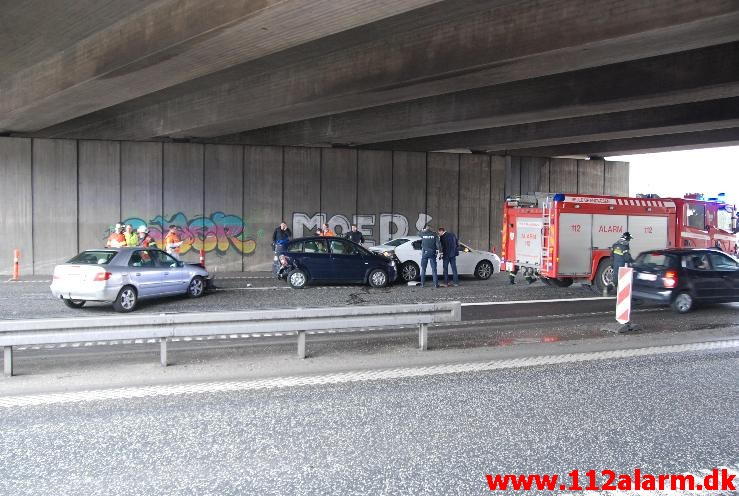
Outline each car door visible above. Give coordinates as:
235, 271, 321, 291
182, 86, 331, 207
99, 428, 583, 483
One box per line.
300, 239, 331, 280
329, 239, 365, 282
455, 243, 476, 274
127, 250, 161, 296
152, 250, 186, 294
708, 252, 739, 299
684, 252, 723, 300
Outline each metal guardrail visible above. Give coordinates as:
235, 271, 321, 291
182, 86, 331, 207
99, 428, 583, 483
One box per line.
0, 302, 461, 377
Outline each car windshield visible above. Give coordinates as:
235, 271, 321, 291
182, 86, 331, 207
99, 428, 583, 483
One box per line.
67, 250, 117, 265
384, 238, 409, 247
634, 252, 678, 269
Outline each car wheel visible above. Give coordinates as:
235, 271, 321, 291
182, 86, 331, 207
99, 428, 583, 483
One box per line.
112, 286, 138, 312
187, 276, 205, 298
368, 269, 388, 288
400, 261, 419, 282
671, 291, 693, 313
288, 269, 308, 289
550, 277, 574, 287
593, 258, 614, 295
474, 260, 494, 280
62, 298, 86, 309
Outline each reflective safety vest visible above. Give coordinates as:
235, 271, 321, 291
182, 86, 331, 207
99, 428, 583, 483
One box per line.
124, 232, 139, 247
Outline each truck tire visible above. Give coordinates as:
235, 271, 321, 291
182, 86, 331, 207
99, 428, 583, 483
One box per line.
593, 258, 614, 295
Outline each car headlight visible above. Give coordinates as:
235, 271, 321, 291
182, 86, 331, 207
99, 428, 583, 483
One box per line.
382, 250, 395, 258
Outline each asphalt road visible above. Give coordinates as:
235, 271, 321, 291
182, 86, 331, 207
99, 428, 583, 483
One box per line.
2, 271, 737, 378
1, 346, 736, 496
0, 271, 607, 319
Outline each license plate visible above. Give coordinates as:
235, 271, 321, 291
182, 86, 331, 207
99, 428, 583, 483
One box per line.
637, 273, 657, 281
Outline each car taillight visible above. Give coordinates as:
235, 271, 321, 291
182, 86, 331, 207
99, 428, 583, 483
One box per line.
93, 271, 112, 281
662, 270, 678, 288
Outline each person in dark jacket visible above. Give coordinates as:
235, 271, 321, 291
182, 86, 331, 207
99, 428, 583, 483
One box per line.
272, 222, 292, 253
611, 231, 634, 286
438, 227, 459, 286
345, 224, 365, 244
418, 225, 441, 287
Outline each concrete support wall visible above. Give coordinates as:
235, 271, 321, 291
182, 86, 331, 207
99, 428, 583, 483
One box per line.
32, 139, 77, 274
244, 146, 283, 271
577, 159, 606, 194
0, 137, 628, 274
0, 138, 32, 274
78, 140, 120, 252
459, 154, 490, 250
426, 153, 459, 236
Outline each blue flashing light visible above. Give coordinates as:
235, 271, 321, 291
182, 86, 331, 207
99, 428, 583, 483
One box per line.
553, 193, 565, 202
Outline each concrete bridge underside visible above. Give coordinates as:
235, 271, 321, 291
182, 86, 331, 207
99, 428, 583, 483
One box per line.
1, 1, 736, 273
0, 0, 737, 155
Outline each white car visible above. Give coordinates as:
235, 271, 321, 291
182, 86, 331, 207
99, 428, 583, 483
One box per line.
370, 236, 501, 282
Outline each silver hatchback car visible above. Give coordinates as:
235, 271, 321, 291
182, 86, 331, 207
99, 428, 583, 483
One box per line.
50, 248, 213, 312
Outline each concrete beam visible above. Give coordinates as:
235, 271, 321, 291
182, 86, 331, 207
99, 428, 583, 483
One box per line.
216, 43, 739, 146
0, 0, 444, 132
362, 98, 739, 152
35, 0, 739, 140
510, 128, 739, 157
0, 0, 149, 79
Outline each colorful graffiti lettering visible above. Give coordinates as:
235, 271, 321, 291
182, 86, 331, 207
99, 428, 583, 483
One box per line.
107, 212, 257, 255
292, 212, 432, 246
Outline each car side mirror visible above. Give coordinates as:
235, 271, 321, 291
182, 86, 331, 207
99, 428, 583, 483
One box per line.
177, 261, 185, 268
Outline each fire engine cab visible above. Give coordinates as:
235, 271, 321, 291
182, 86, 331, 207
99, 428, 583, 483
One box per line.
501, 193, 738, 293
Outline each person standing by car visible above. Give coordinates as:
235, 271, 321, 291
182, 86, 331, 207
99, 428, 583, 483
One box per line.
272, 221, 292, 254
137, 226, 155, 248
419, 225, 441, 288
611, 231, 634, 286
438, 227, 459, 286
123, 224, 139, 247
106, 224, 126, 248
165, 224, 183, 260
345, 225, 365, 245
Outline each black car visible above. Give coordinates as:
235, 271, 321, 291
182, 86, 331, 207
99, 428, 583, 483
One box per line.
276, 237, 397, 289
632, 248, 739, 313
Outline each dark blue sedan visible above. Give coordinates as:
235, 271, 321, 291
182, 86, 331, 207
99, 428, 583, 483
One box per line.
276, 237, 397, 288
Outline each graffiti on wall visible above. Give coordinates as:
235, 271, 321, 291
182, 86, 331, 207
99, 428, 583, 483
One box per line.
107, 212, 257, 255
292, 212, 432, 246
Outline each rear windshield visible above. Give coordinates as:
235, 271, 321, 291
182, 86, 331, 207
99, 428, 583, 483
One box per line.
67, 250, 117, 265
634, 252, 678, 269
384, 238, 409, 247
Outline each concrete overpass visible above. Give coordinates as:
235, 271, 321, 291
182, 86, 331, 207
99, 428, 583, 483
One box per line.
0, 0, 737, 273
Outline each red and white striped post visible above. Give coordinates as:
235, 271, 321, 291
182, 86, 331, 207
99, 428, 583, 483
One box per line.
199, 248, 206, 268
615, 267, 633, 324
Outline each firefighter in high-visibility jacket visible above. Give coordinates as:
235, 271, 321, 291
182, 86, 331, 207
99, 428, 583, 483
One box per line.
610, 231, 634, 285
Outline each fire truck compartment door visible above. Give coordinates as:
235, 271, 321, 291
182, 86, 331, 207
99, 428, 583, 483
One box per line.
514, 218, 543, 266
592, 215, 627, 250
627, 216, 668, 257
558, 213, 592, 275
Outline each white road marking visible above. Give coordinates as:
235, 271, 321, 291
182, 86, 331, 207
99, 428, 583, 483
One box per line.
462, 296, 614, 306
214, 286, 290, 291
0, 339, 735, 409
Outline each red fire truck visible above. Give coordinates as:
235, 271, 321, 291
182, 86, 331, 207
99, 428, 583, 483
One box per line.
501, 193, 738, 293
